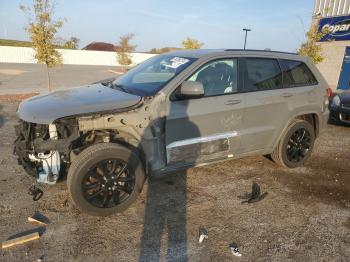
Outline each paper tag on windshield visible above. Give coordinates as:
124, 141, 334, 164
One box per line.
167, 57, 190, 69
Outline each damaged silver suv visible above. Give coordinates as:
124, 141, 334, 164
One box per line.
14, 50, 330, 216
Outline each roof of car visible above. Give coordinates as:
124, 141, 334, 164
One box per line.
165, 49, 303, 60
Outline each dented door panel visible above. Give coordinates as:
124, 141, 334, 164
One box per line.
165, 94, 245, 166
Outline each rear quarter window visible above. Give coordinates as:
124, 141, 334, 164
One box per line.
243, 58, 283, 92
280, 60, 318, 88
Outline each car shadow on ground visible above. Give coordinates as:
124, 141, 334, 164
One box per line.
138, 98, 198, 261
139, 172, 188, 261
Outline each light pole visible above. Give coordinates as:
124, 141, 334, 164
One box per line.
243, 28, 251, 50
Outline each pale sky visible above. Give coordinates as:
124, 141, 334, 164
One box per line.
0, 0, 314, 52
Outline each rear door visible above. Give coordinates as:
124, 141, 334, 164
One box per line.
239, 58, 289, 153
240, 58, 319, 154
279, 58, 320, 121
165, 58, 245, 167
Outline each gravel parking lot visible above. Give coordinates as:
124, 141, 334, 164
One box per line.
0, 101, 349, 261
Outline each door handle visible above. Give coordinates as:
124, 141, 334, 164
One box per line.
281, 93, 293, 98
225, 99, 241, 105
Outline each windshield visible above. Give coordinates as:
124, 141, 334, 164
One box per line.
113, 55, 197, 96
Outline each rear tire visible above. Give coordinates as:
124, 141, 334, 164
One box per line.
67, 143, 145, 216
271, 119, 315, 168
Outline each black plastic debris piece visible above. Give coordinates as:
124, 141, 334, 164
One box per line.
28, 185, 44, 201
198, 225, 208, 243
31, 211, 50, 225
238, 182, 268, 204
229, 241, 242, 257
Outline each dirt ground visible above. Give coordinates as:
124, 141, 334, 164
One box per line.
0, 101, 349, 262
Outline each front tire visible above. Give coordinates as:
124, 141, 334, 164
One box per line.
271, 119, 315, 168
67, 143, 145, 216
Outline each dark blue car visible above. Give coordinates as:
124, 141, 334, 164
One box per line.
330, 91, 350, 125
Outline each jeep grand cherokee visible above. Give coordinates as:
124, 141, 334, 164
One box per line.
14, 49, 330, 216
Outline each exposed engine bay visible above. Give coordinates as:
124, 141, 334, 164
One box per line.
14, 119, 80, 184
27, 124, 61, 184
13, 95, 166, 185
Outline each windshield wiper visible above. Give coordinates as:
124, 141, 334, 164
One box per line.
111, 83, 129, 93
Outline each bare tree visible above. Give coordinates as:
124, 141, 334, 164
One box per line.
64, 37, 80, 49
20, 0, 64, 92
115, 33, 137, 66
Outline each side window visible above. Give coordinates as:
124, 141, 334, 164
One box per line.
187, 59, 238, 97
243, 58, 283, 92
281, 60, 318, 87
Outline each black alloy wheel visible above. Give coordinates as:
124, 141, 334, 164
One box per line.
67, 143, 145, 216
270, 119, 315, 168
286, 128, 311, 163
82, 159, 135, 208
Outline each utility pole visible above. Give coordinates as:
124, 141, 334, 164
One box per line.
243, 28, 251, 50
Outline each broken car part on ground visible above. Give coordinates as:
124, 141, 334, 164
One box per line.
238, 182, 268, 204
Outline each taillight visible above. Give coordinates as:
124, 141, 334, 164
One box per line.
326, 87, 333, 98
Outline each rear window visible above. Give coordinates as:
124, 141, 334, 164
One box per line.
243, 58, 283, 92
281, 60, 318, 87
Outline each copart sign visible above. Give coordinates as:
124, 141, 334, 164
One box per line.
318, 15, 350, 42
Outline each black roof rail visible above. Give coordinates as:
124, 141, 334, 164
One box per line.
224, 49, 297, 55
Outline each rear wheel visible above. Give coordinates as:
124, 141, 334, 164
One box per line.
67, 143, 145, 216
271, 119, 315, 168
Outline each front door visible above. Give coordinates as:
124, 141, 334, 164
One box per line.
165, 58, 245, 167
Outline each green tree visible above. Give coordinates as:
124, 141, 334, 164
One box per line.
64, 37, 80, 49
115, 33, 136, 66
181, 37, 204, 49
297, 24, 327, 64
20, 0, 64, 92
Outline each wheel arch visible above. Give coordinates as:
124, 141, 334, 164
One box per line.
78, 129, 148, 174
270, 111, 320, 153
295, 113, 320, 138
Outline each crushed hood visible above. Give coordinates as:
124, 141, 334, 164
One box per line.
18, 84, 142, 124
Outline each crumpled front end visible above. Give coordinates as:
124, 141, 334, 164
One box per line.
14, 119, 79, 184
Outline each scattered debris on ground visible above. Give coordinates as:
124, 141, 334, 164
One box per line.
229, 241, 242, 257
198, 226, 208, 243
2, 209, 49, 250
238, 181, 268, 204
28, 212, 49, 226
28, 184, 44, 201
0, 102, 349, 261
2, 232, 40, 249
